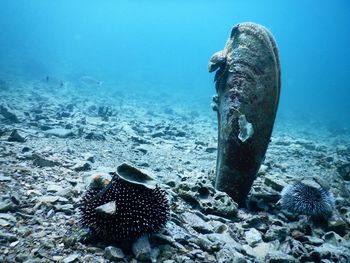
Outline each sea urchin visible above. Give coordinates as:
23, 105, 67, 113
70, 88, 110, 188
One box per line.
79, 164, 170, 241
279, 180, 335, 219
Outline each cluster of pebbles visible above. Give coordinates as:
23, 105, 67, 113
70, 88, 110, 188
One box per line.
0, 79, 350, 262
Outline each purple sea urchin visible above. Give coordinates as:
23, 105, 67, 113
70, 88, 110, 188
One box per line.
79, 165, 170, 241
279, 181, 335, 219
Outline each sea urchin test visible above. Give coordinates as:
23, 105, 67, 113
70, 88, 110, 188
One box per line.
79, 163, 170, 241
279, 179, 335, 219
209, 22, 280, 206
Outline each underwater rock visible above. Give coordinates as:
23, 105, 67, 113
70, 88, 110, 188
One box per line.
337, 163, 350, 181
84, 131, 106, 141
264, 225, 287, 242
208, 22, 280, 206
45, 128, 74, 138
72, 161, 91, 172
32, 153, 60, 167
175, 174, 237, 218
7, 129, 26, 142
0, 105, 20, 123
265, 251, 298, 263
79, 164, 170, 241
245, 228, 262, 246
104, 246, 125, 261
132, 235, 152, 261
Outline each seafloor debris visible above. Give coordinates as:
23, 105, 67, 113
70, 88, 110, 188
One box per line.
79, 164, 170, 241
208, 22, 281, 206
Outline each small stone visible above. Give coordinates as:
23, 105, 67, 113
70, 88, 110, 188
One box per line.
0, 219, 10, 227
0, 201, 17, 212
72, 161, 91, 172
291, 230, 305, 241
322, 231, 345, 246
264, 174, 286, 191
205, 146, 217, 153
132, 236, 152, 261
22, 146, 31, 153
304, 236, 324, 246
47, 184, 64, 193
45, 128, 74, 138
84, 153, 95, 163
245, 228, 262, 246
0, 175, 11, 182
9, 240, 19, 247
150, 247, 160, 263
265, 251, 298, 263
327, 213, 347, 235
182, 212, 213, 234
216, 246, 246, 263
243, 242, 273, 260
32, 154, 60, 167
0, 231, 18, 243
85, 132, 106, 141
264, 226, 287, 242
104, 246, 125, 261
63, 253, 79, 263
38, 195, 60, 203
337, 163, 350, 181
8, 129, 26, 142
54, 204, 74, 214
0, 213, 17, 222
0, 105, 19, 123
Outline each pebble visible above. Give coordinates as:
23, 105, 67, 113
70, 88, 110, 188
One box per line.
104, 246, 125, 261
0, 175, 12, 182
63, 253, 79, 263
264, 174, 286, 191
54, 204, 74, 214
0, 201, 17, 212
45, 128, 74, 138
47, 184, 64, 193
322, 231, 345, 246
32, 153, 60, 167
304, 236, 324, 246
264, 226, 287, 242
243, 242, 274, 260
216, 246, 246, 263
245, 228, 262, 246
0, 219, 10, 227
132, 235, 152, 261
327, 214, 347, 235
72, 161, 91, 172
38, 195, 60, 203
0, 231, 18, 242
265, 251, 298, 263
182, 212, 213, 234
8, 129, 26, 142
205, 146, 217, 153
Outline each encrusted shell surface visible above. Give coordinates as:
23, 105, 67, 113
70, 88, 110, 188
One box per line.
209, 22, 280, 206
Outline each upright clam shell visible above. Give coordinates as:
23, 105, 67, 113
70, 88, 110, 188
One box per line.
209, 22, 281, 206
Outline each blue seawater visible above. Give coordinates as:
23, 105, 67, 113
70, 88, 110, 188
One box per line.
0, 0, 349, 127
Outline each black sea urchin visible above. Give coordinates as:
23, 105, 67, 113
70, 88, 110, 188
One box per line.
79, 173, 170, 241
279, 181, 335, 219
